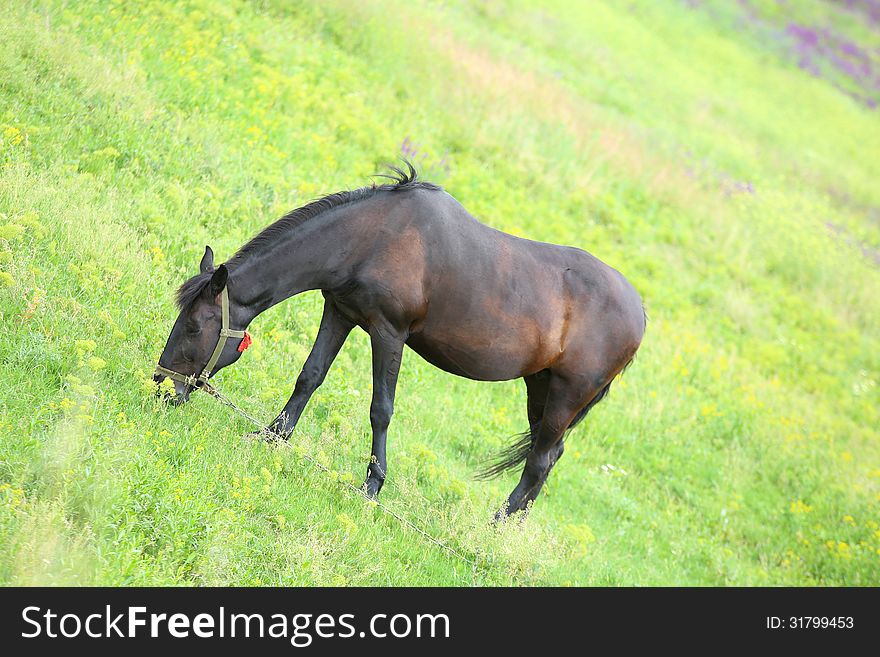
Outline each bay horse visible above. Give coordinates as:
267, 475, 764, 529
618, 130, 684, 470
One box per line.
154, 163, 645, 518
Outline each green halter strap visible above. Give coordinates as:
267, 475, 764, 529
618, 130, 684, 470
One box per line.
154, 286, 245, 390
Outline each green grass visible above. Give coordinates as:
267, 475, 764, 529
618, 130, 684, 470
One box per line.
1, 0, 878, 585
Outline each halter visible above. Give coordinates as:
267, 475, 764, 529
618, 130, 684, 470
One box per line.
154, 286, 250, 392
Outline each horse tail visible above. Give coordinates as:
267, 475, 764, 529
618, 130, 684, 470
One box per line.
477, 376, 618, 480
476, 422, 540, 480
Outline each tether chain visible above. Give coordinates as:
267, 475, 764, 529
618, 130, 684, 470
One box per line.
198, 381, 479, 570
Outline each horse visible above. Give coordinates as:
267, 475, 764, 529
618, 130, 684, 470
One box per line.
153, 163, 645, 518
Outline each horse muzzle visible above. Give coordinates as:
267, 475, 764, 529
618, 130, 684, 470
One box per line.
153, 371, 193, 406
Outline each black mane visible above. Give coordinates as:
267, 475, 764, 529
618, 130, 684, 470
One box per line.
231, 160, 439, 262
175, 161, 439, 311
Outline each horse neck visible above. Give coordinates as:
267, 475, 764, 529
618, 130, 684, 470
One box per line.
227, 211, 352, 326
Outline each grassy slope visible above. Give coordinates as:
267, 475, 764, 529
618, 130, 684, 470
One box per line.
0, 0, 878, 585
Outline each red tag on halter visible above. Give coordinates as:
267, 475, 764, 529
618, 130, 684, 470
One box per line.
238, 331, 252, 353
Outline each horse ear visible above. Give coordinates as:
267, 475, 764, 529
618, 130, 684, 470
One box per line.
200, 245, 215, 274
209, 264, 228, 299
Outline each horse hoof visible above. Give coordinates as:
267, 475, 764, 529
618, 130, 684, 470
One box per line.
491, 507, 512, 525
491, 502, 529, 525
362, 477, 383, 499
242, 428, 286, 444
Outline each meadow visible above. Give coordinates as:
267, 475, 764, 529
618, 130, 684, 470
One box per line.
0, 0, 878, 585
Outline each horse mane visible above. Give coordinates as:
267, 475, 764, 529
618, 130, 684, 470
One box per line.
230, 160, 439, 262
175, 161, 440, 311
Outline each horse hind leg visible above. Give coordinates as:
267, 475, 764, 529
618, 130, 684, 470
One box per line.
525, 369, 551, 426
479, 371, 549, 480
497, 373, 607, 519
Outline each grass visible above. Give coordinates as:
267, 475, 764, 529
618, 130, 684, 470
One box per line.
0, 0, 878, 585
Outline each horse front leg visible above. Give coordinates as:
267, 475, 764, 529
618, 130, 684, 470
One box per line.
259, 299, 354, 439
363, 328, 405, 498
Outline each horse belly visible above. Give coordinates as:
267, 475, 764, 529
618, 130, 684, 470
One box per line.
406, 305, 557, 381
406, 256, 566, 380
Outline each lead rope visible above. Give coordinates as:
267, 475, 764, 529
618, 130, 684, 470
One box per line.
199, 381, 479, 571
